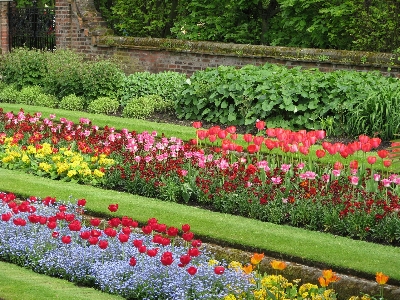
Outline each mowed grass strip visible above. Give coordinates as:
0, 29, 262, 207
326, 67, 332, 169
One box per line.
0, 261, 124, 300
1, 168, 400, 283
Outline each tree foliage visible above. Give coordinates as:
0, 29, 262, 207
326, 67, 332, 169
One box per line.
94, 0, 400, 52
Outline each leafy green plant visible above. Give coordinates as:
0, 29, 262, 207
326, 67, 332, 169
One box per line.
33, 93, 58, 108
0, 84, 20, 103
42, 49, 85, 99
0, 48, 47, 89
345, 81, 400, 141
15, 86, 45, 105
122, 95, 162, 119
120, 71, 186, 108
80, 59, 125, 101
59, 94, 86, 111
87, 97, 120, 115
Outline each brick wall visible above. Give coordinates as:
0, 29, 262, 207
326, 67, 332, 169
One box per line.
2, 0, 400, 78
0, 2, 9, 54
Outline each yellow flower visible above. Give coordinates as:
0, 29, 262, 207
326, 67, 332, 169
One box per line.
22, 154, 30, 164
376, 272, 389, 285
208, 259, 219, 266
223, 295, 237, 300
93, 169, 105, 178
67, 169, 77, 177
251, 253, 264, 265
39, 162, 52, 173
270, 260, 287, 270
228, 261, 243, 271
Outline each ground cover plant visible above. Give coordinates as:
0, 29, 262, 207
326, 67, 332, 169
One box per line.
0, 190, 393, 299
0, 108, 399, 246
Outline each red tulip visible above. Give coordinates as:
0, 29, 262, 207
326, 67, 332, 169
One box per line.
383, 160, 392, 168
359, 135, 370, 144
90, 218, 101, 226
77, 198, 86, 206
138, 245, 147, 253
108, 203, 118, 212
108, 217, 121, 228
1, 212, 12, 221
52, 231, 59, 238
88, 236, 99, 245
161, 251, 174, 266
256, 120, 266, 130
316, 149, 326, 158
91, 229, 102, 237
118, 233, 130, 243
104, 227, 117, 237
147, 248, 159, 257
191, 239, 202, 247
243, 134, 253, 143
349, 160, 359, 169
47, 221, 57, 229
68, 220, 82, 231
98, 240, 108, 249
182, 231, 194, 241
370, 137, 381, 149
361, 142, 372, 152
226, 126, 236, 134
334, 161, 344, 170
179, 254, 192, 266
187, 266, 197, 275
196, 130, 208, 140
247, 144, 259, 154
181, 224, 191, 232
264, 139, 276, 151
214, 266, 225, 275
253, 136, 264, 146
167, 226, 179, 237
80, 231, 91, 240
129, 257, 137, 266
377, 150, 389, 159
208, 134, 217, 143
188, 247, 200, 257
217, 130, 227, 139
192, 121, 202, 129
61, 235, 71, 244
142, 225, 153, 235
133, 239, 143, 248
265, 128, 276, 137
13, 218, 26, 226
367, 156, 377, 165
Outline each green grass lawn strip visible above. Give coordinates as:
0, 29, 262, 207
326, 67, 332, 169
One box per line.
1, 168, 399, 282
0, 103, 389, 171
0, 261, 124, 300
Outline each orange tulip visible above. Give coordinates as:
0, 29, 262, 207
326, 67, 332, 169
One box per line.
242, 264, 253, 274
270, 260, 287, 270
322, 269, 340, 283
318, 276, 329, 287
250, 253, 264, 265
376, 272, 389, 285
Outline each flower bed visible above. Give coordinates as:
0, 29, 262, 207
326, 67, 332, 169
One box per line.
0, 191, 392, 299
0, 108, 399, 245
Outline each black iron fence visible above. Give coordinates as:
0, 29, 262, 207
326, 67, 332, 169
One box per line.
8, 1, 55, 51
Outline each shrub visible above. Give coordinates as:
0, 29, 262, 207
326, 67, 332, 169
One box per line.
120, 71, 186, 108
42, 49, 85, 99
0, 84, 19, 103
88, 97, 120, 114
33, 93, 58, 108
122, 95, 162, 119
15, 86, 44, 105
80, 59, 125, 101
0, 47, 47, 89
59, 94, 86, 111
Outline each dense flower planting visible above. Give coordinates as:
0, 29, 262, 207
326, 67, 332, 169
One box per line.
0, 191, 390, 299
0, 108, 399, 245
